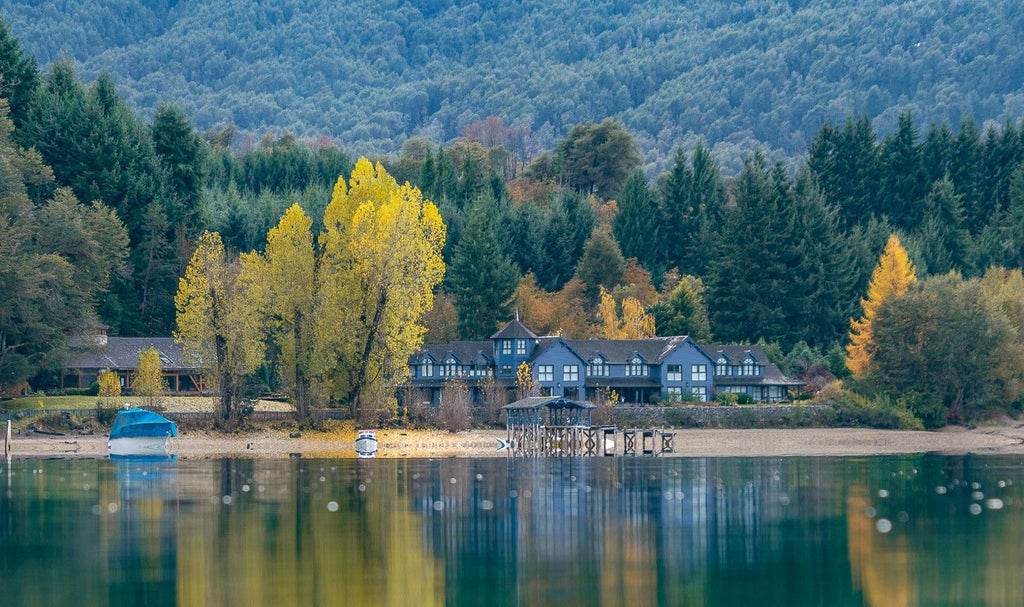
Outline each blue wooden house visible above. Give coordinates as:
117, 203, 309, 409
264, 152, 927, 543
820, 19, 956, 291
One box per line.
406, 320, 800, 406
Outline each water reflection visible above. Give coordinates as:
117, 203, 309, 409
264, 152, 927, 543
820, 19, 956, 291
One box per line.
1, 455, 1021, 606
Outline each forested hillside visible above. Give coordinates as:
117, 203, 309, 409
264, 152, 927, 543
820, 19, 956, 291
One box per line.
1, 0, 1022, 172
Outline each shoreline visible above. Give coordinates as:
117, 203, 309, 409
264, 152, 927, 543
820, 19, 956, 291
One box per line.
7, 423, 1024, 459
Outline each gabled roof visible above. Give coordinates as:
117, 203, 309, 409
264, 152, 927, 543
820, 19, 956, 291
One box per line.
564, 335, 706, 365
490, 319, 538, 340
528, 336, 588, 364
411, 341, 493, 366
708, 344, 765, 363
65, 337, 195, 371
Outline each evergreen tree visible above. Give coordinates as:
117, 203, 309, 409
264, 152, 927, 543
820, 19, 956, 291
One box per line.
612, 169, 661, 274
708, 152, 790, 345
878, 111, 927, 231
912, 177, 969, 275
554, 118, 641, 200
709, 153, 856, 350
151, 103, 208, 237
447, 193, 520, 340
659, 142, 727, 277
807, 115, 879, 230
574, 228, 626, 304
649, 275, 712, 341
950, 117, 985, 233
0, 18, 39, 129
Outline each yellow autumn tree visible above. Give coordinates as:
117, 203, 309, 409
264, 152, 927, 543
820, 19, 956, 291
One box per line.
132, 347, 165, 409
256, 204, 318, 421
97, 369, 121, 400
317, 158, 446, 421
598, 286, 656, 339
846, 234, 917, 378
174, 231, 265, 423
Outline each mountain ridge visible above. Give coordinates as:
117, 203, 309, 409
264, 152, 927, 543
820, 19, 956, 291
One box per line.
2, 0, 1022, 173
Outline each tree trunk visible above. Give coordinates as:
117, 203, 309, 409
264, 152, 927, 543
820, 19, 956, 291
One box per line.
350, 286, 388, 420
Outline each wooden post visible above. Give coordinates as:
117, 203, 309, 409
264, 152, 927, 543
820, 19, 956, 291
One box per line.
5, 419, 10, 457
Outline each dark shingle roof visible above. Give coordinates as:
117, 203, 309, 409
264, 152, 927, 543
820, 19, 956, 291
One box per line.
65, 337, 195, 371
490, 319, 538, 340
706, 344, 802, 386
564, 335, 697, 364
411, 341, 493, 366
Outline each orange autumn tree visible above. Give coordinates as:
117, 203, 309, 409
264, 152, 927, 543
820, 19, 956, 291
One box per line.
846, 234, 917, 378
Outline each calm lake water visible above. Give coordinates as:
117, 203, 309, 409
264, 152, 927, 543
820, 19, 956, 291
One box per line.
1, 454, 1021, 606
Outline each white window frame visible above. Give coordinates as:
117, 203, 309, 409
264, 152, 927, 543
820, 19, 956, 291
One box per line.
667, 364, 682, 382
691, 386, 708, 401
691, 364, 707, 382
501, 340, 512, 355
538, 365, 554, 382
515, 339, 527, 355
563, 364, 579, 382
421, 361, 433, 377
588, 358, 609, 377
626, 357, 646, 377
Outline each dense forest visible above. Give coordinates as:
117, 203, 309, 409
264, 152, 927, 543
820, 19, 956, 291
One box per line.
3, 13, 1024, 427
1, 0, 1022, 173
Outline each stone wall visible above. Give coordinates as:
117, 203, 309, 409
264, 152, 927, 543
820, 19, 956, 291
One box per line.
611, 404, 832, 429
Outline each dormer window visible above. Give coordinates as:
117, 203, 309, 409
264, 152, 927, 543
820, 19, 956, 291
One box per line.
421, 358, 434, 377
443, 356, 459, 377
589, 356, 609, 377
742, 356, 757, 376
716, 357, 729, 376
627, 356, 647, 377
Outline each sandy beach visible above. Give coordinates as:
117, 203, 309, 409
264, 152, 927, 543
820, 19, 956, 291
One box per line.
7, 421, 1024, 459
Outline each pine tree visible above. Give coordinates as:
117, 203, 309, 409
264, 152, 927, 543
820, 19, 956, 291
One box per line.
612, 169, 661, 275
574, 228, 627, 304
878, 111, 928, 231
447, 193, 520, 340
846, 233, 917, 379
659, 142, 727, 276
807, 115, 879, 230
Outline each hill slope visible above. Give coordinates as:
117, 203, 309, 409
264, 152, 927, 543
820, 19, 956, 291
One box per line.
2, 0, 1022, 172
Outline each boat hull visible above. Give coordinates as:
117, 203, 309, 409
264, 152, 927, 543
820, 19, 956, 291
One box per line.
108, 435, 172, 456
355, 430, 378, 458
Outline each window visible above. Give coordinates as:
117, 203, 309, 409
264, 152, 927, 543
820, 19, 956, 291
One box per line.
742, 358, 756, 375
588, 357, 609, 377
563, 364, 579, 382
515, 339, 527, 355
667, 364, 682, 382
666, 387, 683, 400
691, 364, 707, 382
443, 358, 459, 377
691, 386, 707, 401
538, 365, 554, 382
421, 361, 433, 377
501, 340, 512, 355
501, 365, 512, 375
627, 357, 647, 377
716, 357, 729, 376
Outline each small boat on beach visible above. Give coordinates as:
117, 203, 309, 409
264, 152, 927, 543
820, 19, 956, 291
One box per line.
108, 408, 178, 456
355, 429, 378, 458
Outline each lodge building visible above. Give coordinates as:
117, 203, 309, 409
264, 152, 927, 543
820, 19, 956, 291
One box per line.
406, 320, 801, 406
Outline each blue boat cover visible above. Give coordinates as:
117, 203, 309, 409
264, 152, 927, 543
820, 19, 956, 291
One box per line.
109, 408, 178, 439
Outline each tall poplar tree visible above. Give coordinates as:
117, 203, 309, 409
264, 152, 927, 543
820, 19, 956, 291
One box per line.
318, 158, 446, 420
174, 231, 265, 423
846, 233, 917, 379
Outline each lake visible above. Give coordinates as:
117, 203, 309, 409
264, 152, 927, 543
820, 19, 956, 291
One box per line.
1, 454, 1021, 606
